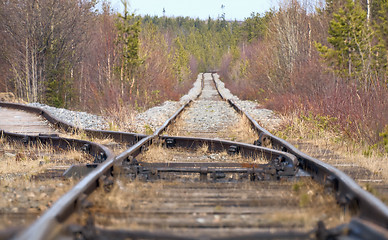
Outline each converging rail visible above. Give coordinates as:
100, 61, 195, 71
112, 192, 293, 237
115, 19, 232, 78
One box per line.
212, 73, 388, 229
0, 73, 387, 239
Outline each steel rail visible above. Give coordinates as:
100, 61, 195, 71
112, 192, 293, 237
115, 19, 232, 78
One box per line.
13, 75, 205, 240
13, 73, 301, 240
0, 130, 113, 164
0, 102, 147, 144
211, 73, 388, 229
11, 72, 388, 239
153, 73, 204, 136
13, 134, 155, 240
0, 129, 115, 240
160, 135, 298, 167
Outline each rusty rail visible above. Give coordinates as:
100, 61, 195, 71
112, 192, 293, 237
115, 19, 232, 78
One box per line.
212, 73, 388, 229
2, 72, 387, 239
0, 102, 147, 145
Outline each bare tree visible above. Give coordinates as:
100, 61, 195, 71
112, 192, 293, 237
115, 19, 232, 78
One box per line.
267, 0, 312, 91
1, 0, 95, 105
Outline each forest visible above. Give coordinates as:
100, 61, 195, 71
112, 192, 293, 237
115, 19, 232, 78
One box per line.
0, 0, 387, 151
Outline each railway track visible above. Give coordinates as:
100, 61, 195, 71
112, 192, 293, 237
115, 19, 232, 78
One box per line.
0, 138, 93, 235
0, 73, 387, 239
165, 73, 257, 142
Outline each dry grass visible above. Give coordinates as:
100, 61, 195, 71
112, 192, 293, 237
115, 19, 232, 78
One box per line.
227, 115, 259, 144
0, 138, 93, 177
162, 115, 188, 136
81, 177, 347, 232
102, 106, 138, 132
0, 139, 79, 229
274, 113, 388, 181
58, 129, 128, 155
137, 142, 268, 164
286, 179, 349, 228
273, 113, 388, 207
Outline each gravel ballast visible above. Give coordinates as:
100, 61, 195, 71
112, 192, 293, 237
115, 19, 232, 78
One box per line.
25, 73, 280, 134
27, 103, 108, 130
133, 74, 203, 133
213, 73, 281, 130
171, 73, 242, 139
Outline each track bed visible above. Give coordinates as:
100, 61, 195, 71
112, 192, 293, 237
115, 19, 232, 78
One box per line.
166, 73, 257, 143
72, 178, 344, 239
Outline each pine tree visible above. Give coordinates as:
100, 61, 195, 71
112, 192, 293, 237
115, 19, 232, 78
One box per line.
374, 0, 388, 83
316, 0, 372, 88
115, 0, 142, 98
173, 37, 190, 82
242, 12, 268, 42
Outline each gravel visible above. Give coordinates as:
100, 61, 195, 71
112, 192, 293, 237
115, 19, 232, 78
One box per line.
179, 74, 203, 104
213, 73, 281, 130
213, 73, 239, 101
133, 74, 203, 133
27, 103, 109, 130
25, 73, 280, 133
133, 101, 181, 133
174, 73, 241, 138
235, 100, 282, 130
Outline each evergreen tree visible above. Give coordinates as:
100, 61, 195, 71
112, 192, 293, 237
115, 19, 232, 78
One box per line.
374, 0, 388, 83
316, 0, 372, 88
242, 12, 269, 42
115, 0, 142, 98
173, 37, 190, 82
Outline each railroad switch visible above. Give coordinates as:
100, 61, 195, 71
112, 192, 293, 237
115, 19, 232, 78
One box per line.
125, 155, 137, 165
280, 146, 288, 152
99, 175, 114, 192
22, 136, 30, 145
271, 155, 297, 176
140, 144, 149, 152
149, 169, 159, 180
324, 175, 339, 194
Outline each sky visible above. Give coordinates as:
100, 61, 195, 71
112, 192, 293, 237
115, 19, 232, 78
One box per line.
109, 0, 275, 21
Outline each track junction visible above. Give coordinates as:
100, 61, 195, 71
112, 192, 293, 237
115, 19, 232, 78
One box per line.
0, 73, 387, 240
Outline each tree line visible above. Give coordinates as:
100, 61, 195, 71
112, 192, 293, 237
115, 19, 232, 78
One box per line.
0, 0, 246, 112
219, 0, 388, 148
0, 0, 387, 147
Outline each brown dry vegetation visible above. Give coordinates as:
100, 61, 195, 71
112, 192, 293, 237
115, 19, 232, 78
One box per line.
80, 177, 346, 233
0, 138, 84, 229
274, 114, 388, 180
0, 138, 93, 176
273, 113, 388, 205
219, 0, 388, 150
164, 110, 258, 144
137, 143, 268, 164
273, 179, 349, 229
226, 115, 259, 143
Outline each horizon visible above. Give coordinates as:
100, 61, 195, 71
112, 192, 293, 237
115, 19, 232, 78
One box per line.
108, 0, 275, 21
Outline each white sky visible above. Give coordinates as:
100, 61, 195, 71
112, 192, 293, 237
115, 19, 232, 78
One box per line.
109, 0, 275, 20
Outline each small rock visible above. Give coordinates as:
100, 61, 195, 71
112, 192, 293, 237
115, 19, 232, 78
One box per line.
27, 192, 36, 198
4, 152, 16, 158
196, 218, 206, 224
39, 193, 47, 199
